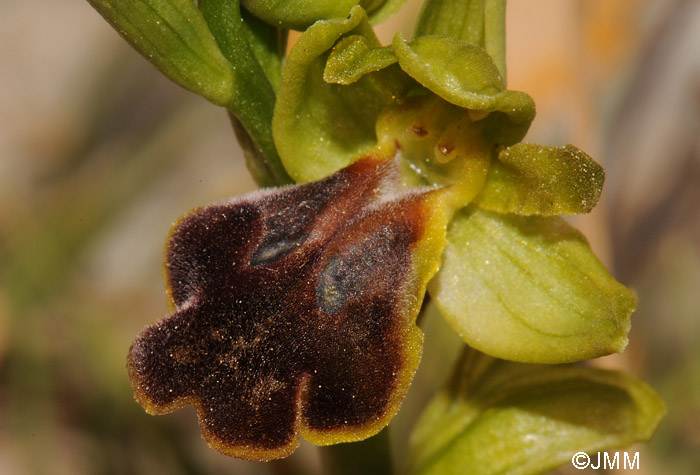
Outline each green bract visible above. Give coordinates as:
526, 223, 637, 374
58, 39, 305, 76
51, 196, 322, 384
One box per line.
409, 351, 665, 475
90, 0, 292, 186
429, 207, 637, 363
87, 0, 236, 107
241, 0, 408, 30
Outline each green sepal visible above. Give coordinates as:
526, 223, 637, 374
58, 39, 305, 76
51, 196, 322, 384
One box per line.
428, 206, 636, 363
474, 143, 605, 216
87, 0, 236, 107
241, 0, 407, 31
409, 349, 666, 475
392, 34, 535, 145
273, 6, 397, 182
415, 0, 507, 79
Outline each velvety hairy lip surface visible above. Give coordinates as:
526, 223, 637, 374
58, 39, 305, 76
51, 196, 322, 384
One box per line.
127, 154, 445, 460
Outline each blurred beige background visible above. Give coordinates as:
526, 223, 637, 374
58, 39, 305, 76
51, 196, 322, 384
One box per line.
1, 0, 698, 473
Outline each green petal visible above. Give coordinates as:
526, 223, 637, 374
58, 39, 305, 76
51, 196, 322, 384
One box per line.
393, 34, 535, 145
87, 0, 235, 107
324, 36, 398, 86
428, 207, 636, 363
409, 351, 665, 475
474, 143, 605, 216
323, 35, 415, 101
273, 6, 395, 182
241, 0, 406, 31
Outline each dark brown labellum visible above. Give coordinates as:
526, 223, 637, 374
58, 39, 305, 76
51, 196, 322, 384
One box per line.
127, 155, 445, 460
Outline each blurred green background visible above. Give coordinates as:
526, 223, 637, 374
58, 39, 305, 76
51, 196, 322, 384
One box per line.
1, 0, 698, 473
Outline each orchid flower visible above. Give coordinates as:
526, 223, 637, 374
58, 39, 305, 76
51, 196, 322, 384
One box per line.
88, 0, 664, 471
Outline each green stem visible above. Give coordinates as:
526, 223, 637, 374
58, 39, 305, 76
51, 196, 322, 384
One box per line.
238, 6, 288, 92
199, 0, 292, 186
321, 428, 393, 475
